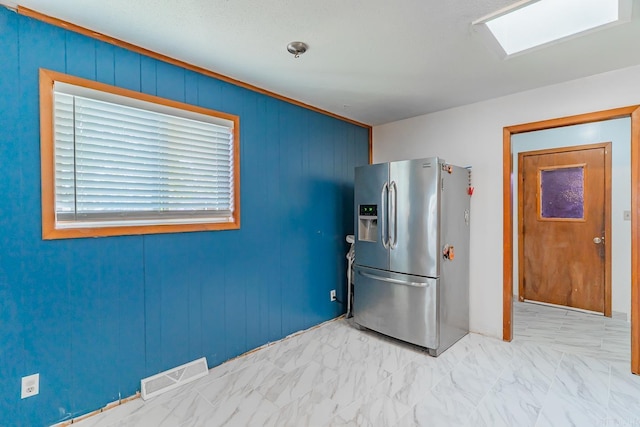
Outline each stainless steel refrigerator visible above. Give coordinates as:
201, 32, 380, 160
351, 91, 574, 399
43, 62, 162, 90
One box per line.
353, 157, 470, 356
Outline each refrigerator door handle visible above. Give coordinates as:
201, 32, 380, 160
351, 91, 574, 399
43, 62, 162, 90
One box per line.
390, 180, 398, 249
381, 181, 389, 249
358, 270, 429, 288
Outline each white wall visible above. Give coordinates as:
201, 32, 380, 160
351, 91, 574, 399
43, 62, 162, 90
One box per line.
373, 64, 640, 339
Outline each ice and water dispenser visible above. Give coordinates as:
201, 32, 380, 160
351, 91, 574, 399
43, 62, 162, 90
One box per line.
358, 204, 378, 242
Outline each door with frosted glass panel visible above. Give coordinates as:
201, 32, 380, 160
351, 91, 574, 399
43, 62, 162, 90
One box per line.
519, 143, 611, 314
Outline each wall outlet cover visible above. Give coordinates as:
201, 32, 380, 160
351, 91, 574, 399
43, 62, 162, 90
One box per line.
21, 373, 39, 399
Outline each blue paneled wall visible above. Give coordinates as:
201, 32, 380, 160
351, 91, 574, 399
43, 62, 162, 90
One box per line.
0, 8, 369, 426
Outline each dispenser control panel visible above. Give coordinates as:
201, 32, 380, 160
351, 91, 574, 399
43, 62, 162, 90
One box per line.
359, 205, 377, 217
358, 204, 378, 242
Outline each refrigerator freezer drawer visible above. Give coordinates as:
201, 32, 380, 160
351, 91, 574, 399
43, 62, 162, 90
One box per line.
353, 265, 438, 349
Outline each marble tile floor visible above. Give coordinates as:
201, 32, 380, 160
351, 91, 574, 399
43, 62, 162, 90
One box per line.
69, 302, 640, 427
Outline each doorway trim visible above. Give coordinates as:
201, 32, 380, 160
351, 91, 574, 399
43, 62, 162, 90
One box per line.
502, 105, 640, 375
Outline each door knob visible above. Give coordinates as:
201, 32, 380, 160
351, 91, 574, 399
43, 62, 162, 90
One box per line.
593, 237, 604, 244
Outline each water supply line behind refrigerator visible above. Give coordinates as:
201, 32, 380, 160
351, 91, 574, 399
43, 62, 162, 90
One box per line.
346, 234, 355, 317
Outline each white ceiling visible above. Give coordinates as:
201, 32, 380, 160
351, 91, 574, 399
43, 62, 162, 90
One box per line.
9, 0, 640, 125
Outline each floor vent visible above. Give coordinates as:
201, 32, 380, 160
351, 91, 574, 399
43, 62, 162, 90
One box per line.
141, 357, 208, 400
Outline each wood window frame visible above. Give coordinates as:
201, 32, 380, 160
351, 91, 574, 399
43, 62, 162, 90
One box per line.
40, 68, 241, 239
536, 163, 587, 222
503, 106, 640, 375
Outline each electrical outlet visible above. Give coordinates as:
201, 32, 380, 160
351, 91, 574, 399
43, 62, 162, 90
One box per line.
21, 373, 39, 399
330, 290, 336, 302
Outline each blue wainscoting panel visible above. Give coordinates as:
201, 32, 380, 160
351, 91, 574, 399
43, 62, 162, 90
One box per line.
140, 56, 157, 96
156, 61, 185, 102
199, 233, 230, 367
65, 31, 96, 81
114, 47, 141, 92
95, 42, 116, 85
145, 234, 197, 373
0, 9, 24, 425
0, 8, 369, 426
185, 70, 200, 107
17, 15, 74, 425
110, 238, 146, 404
263, 101, 285, 344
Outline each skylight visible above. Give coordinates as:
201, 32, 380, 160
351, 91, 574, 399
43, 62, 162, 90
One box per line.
475, 0, 631, 56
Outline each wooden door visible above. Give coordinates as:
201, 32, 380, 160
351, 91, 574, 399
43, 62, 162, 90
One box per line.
519, 143, 611, 314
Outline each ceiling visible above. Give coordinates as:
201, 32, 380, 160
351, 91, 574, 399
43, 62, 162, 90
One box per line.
7, 0, 640, 125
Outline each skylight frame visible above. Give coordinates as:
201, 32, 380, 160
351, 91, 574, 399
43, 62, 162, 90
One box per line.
472, 0, 633, 58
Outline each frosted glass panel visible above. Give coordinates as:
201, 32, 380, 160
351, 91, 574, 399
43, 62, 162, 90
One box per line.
540, 167, 584, 219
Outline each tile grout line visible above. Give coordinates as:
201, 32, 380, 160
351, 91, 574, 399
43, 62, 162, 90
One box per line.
532, 350, 566, 427
464, 353, 514, 425
605, 360, 613, 425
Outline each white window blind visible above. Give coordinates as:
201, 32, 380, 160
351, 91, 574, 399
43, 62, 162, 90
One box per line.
52, 84, 235, 229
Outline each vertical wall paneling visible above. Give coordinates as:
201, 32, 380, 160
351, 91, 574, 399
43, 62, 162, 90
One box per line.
140, 56, 157, 96
222, 232, 248, 361
155, 61, 185, 102
154, 53, 208, 359
184, 233, 205, 363
142, 237, 162, 377
279, 100, 295, 336
311, 113, 335, 325
264, 98, 284, 343
146, 234, 198, 372
186, 69, 206, 361
220, 83, 248, 359
114, 47, 141, 92
199, 232, 229, 367
0, 7, 23, 423
243, 91, 266, 352
306, 113, 325, 326
255, 96, 275, 344
95, 42, 115, 85
0, 8, 370, 425
63, 33, 120, 416
195, 72, 223, 112
279, 103, 306, 336
19, 17, 65, 243
18, 15, 74, 424
343, 124, 357, 313
64, 31, 95, 81
112, 237, 146, 401
184, 70, 199, 106
329, 125, 340, 318
334, 122, 349, 317
195, 74, 229, 367
296, 104, 314, 331
68, 241, 110, 414
110, 49, 146, 398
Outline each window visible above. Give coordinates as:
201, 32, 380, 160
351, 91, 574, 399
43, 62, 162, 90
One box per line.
40, 69, 240, 239
473, 0, 632, 56
539, 165, 585, 220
